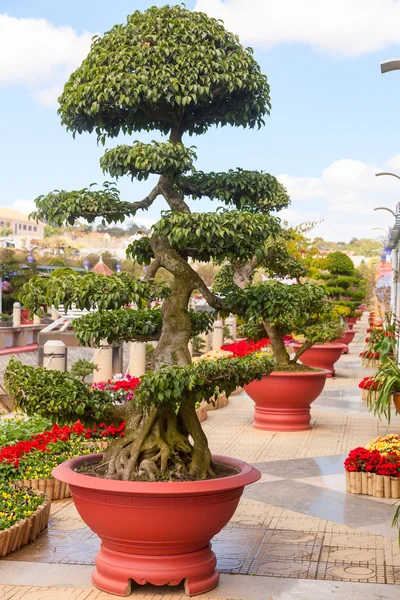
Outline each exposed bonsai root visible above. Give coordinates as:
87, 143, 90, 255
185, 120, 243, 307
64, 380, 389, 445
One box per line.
102, 403, 213, 482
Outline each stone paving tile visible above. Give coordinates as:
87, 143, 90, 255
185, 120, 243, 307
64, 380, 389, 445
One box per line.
0, 586, 227, 600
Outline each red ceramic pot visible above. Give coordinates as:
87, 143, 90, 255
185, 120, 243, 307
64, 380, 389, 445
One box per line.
244, 370, 327, 432
292, 343, 346, 377
333, 329, 356, 354
20, 309, 33, 324
346, 316, 357, 325
53, 454, 260, 597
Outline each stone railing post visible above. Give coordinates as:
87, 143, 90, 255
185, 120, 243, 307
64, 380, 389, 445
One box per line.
93, 340, 113, 383
43, 340, 66, 371
224, 315, 237, 343
128, 341, 146, 378
212, 319, 224, 351
13, 302, 21, 327
199, 331, 211, 353
50, 308, 59, 321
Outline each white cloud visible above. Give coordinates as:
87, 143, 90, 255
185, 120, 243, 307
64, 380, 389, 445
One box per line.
195, 0, 400, 56
277, 156, 400, 241
11, 199, 37, 216
0, 14, 93, 105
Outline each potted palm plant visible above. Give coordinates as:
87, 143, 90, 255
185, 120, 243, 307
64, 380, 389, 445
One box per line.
367, 359, 400, 423
3, 6, 294, 596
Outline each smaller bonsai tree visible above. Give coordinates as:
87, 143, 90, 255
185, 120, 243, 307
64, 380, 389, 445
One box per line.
220, 280, 345, 370
320, 251, 366, 318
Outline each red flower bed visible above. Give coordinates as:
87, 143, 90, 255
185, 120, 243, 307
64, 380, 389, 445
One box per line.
221, 338, 270, 357
221, 335, 295, 358
0, 421, 125, 469
344, 447, 400, 477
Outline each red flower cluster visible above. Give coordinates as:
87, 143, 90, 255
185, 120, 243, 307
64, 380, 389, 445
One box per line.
84, 421, 125, 439
359, 350, 380, 359
377, 453, 400, 477
344, 447, 382, 472
221, 338, 270, 357
358, 377, 379, 390
221, 335, 295, 358
92, 374, 140, 402
0, 420, 125, 468
344, 448, 400, 477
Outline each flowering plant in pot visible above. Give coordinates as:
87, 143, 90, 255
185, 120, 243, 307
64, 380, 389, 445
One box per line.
1, 6, 297, 596
367, 359, 400, 423
361, 313, 397, 366
218, 280, 346, 430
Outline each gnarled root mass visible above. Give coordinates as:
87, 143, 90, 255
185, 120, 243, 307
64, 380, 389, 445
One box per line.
103, 401, 214, 482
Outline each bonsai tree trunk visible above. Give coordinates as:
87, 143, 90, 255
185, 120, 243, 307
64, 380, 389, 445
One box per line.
104, 205, 216, 481
263, 321, 291, 368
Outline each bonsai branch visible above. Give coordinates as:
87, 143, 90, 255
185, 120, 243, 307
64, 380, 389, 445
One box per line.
291, 340, 313, 363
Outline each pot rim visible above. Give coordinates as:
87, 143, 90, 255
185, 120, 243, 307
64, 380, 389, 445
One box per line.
291, 343, 347, 350
259, 369, 329, 378
52, 453, 260, 495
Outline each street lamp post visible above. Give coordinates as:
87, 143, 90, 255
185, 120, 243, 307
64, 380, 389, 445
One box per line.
379, 61, 400, 354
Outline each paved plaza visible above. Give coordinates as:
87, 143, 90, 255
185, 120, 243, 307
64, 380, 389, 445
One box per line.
1, 316, 400, 599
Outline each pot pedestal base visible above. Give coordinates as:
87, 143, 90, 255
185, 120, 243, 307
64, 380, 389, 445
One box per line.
93, 544, 219, 597
254, 405, 311, 432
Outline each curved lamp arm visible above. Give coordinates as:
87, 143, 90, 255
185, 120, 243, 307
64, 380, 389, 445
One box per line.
373, 207, 397, 217
381, 60, 400, 74
376, 172, 400, 181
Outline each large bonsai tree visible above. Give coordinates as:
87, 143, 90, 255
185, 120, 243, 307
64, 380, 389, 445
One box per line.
4, 6, 336, 481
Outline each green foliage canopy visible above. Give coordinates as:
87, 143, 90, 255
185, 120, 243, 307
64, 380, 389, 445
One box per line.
58, 5, 271, 139
20, 270, 168, 316
179, 169, 289, 212
72, 307, 216, 347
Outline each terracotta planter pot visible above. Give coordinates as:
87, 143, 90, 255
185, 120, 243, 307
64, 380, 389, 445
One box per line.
53, 453, 260, 597
20, 309, 33, 323
334, 330, 356, 354
291, 343, 346, 377
347, 323, 354, 330
346, 317, 357, 325
244, 370, 327, 431
393, 392, 400, 414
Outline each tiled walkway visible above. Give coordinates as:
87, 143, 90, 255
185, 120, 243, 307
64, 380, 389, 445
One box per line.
1, 315, 400, 598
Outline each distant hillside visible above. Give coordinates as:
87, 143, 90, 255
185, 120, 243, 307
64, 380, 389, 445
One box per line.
313, 237, 383, 257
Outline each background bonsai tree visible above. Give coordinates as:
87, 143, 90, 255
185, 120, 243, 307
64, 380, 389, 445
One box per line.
320, 251, 366, 318
217, 278, 345, 370
4, 6, 331, 481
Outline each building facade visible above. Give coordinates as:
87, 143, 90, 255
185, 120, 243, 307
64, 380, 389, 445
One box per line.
0, 207, 44, 239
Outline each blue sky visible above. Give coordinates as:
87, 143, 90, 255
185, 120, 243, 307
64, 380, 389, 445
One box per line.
2, 0, 400, 241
